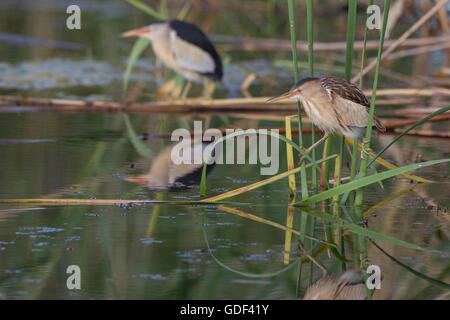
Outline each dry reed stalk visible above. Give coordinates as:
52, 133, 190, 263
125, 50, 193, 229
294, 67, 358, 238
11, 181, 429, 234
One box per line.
316, 50, 429, 86
437, 4, 450, 66
431, 79, 450, 87
0, 97, 416, 114
240, 73, 257, 98
352, 0, 449, 83
385, 42, 450, 61
363, 88, 450, 97
147, 113, 450, 139
393, 128, 450, 138
0, 199, 175, 205
385, 114, 450, 127
0, 88, 446, 114
214, 35, 450, 52
385, 0, 405, 39
217, 205, 302, 237
393, 107, 450, 116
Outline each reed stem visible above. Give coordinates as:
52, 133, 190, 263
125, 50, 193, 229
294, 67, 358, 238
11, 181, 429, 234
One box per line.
306, 0, 317, 187
287, 0, 304, 148
350, 0, 373, 203
355, 0, 391, 207
287, 0, 309, 200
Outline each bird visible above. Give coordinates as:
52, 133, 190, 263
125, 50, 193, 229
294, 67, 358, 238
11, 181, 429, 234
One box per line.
297, 240, 371, 300
267, 76, 386, 152
303, 270, 368, 300
125, 139, 217, 191
121, 20, 223, 97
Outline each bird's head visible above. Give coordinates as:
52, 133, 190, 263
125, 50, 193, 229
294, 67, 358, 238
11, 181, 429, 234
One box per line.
266, 77, 319, 103
121, 22, 168, 40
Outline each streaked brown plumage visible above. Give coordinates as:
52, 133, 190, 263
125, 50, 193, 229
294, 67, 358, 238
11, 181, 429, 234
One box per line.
267, 76, 385, 140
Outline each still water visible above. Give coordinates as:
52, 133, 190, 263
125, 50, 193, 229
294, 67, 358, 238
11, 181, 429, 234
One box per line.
0, 0, 449, 299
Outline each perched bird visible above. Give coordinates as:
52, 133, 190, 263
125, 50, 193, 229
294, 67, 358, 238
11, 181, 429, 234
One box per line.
121, 20, 222, 97
125, 139, 217, 191
268, 76, 385, 150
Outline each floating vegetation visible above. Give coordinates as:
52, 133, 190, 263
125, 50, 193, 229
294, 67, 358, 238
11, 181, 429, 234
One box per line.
0, 59, 154, 92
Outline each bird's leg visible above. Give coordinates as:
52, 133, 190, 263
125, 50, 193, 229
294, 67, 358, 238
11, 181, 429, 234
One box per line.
344, 139, 353, 157
181, 81, 193, 99
202, 78, 215, 98
298, 134, 328, 165
297, 240, 328, 278
156, 79, 177, 100
305, 133, 329, 154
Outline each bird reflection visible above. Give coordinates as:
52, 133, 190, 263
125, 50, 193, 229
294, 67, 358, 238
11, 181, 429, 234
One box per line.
125, 139, 217, 191
303, 270, 368, 300
298, 241, 371, 300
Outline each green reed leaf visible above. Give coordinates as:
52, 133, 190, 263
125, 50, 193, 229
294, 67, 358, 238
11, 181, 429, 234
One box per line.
371, 240, 450, 289
123, 37, 150, 93
368, 105, 450, 167
297, 158, 450, 206
201, 215, 299, 278
122, 113, 153, 158
126, 0, 167, 20
199, 129, 330, 198
355, 0, 391, 206
301, 209, 444, 254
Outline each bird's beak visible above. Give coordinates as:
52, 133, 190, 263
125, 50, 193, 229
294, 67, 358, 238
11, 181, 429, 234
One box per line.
266, 90, 298, 103
124, 176, 150, 185
121, 27, 150, 38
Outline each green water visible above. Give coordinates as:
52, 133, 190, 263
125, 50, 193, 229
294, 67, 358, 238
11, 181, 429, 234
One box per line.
0, 1, 449, 299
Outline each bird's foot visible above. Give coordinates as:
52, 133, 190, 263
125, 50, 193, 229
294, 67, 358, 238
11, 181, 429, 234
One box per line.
297, 146, 309, 165
157, 80, 183, 100
360, 138, 371, 159
202, 80, 215, 99
180, 81, 193, 99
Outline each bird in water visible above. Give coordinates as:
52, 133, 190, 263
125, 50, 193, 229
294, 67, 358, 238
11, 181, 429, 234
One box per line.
125, 139, 217, 191
267, 76, 386, 152
122, 20, 222, 98
298, 240, 372, 300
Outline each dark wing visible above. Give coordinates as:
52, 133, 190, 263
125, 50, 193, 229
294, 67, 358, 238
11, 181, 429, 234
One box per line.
321, 77, 370, 108
169, 20, 223, 81
321, 77, 385, 132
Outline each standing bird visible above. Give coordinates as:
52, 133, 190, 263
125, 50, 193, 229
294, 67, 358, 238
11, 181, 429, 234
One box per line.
121, 20, 223, 97
267, 76, 385, 151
